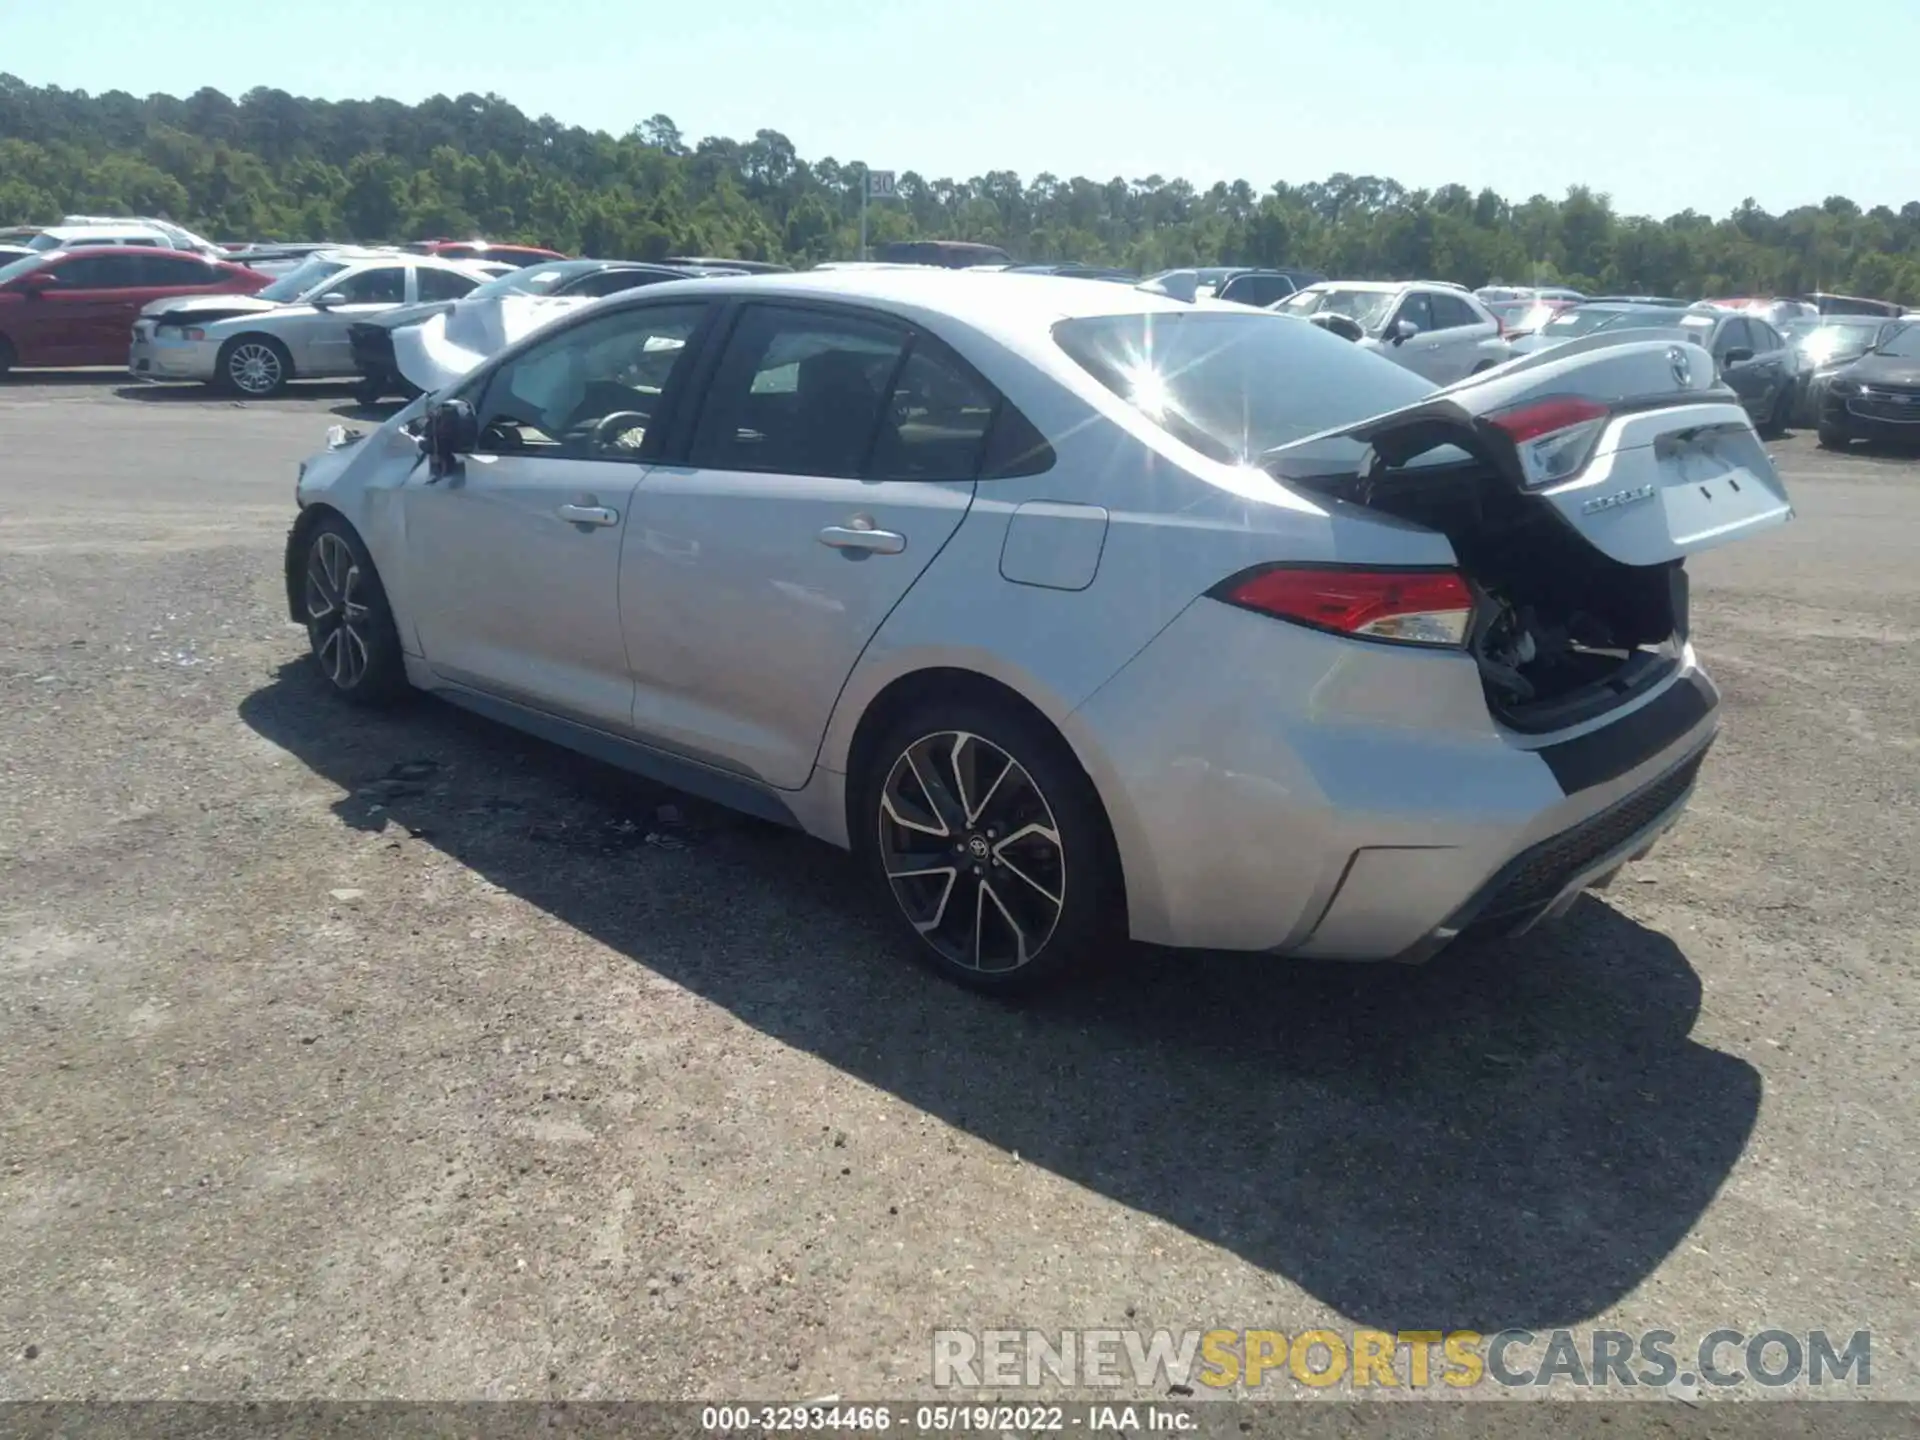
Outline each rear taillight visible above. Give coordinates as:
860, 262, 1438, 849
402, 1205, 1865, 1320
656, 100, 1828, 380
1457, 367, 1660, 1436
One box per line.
1211, 565, 1473, 648
1487, 395, 1609, 487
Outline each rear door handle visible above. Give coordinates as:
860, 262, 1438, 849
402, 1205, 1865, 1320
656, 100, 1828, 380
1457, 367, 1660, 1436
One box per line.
818, 524, 906, 555
557, 503, 618, 527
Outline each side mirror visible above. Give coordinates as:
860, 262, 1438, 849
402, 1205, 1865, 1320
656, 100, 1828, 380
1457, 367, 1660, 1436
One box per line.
424, 399, 479, 479
17, 273, 53, 297
1722, 346, 1754, 366
311, 291, 348, 309
1389, 318, 1418, 345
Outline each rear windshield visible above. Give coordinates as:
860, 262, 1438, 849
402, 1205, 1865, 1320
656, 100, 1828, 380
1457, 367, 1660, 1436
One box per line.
1054, 310, 1436, 465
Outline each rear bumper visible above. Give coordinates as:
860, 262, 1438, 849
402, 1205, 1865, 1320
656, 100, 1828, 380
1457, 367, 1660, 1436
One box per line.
1064, 597, 1721, 959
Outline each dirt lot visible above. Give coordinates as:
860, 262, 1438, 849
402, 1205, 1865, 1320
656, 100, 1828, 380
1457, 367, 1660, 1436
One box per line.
1, 375, 1914, 1403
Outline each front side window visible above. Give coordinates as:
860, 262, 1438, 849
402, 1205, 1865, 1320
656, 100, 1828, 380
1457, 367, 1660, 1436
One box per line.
690, 305, 908, 478
1278, 287, 1400, 332
333, 266, 407, 304
474, 302, 708, 461
1430, 293, 1481, 330
417, 267, 480, 302
1714, 317, 1753, 355
1394, 293, 1436, 334
140, 255, 220, 287
49, 253, 145, 288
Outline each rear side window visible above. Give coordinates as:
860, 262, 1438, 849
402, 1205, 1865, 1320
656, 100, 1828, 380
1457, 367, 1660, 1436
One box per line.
140, 255, 220, 287
335, 267, 406, 304
690, 305, 909, 478
1218, 274, 1296, 307
1055, 310, 1436, 464
866, 338, 999, 481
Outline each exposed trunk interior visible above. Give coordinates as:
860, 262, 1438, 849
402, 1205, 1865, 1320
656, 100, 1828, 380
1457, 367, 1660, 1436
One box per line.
1289, 460, 1684, 732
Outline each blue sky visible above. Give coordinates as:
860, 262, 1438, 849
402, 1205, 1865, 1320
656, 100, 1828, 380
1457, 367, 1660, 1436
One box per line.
6, 0, 1917, 220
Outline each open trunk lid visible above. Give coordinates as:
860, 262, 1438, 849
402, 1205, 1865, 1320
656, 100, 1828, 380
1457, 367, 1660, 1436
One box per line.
1264, 329, 1794, 567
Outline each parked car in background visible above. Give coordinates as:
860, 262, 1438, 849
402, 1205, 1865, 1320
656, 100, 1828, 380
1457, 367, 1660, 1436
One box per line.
128, 250, 494, 396
1140, 266, 1326, 306
1510, 302, 1797, 434
1475, 285, 1585, 307
1796, 292, 1903, 318
1273, 279, 1509, 381
1817, 320, 1920, 449
0, 244, 33, 265
1496, 296, 1583, 339
1587, 294, 1694, 307
284, 268, 1790, 992
1704, 297, 1818, 328
4, 221, 221, 256
406, 239, 569, 268
0, 246, 270, 375
1781, 314, 1906, 424
1003, 263, 1138, 284
58, 215, 225, 255
349, 259, 709, 401
663, 256, 790, 273
874, 240, 1014, 268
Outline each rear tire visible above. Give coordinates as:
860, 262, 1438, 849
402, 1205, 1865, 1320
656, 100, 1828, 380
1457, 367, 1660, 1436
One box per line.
854, 696, 1120, 995
217, 334, 292, 397
300, 515, 408, 707
1817, 424, 1849, 451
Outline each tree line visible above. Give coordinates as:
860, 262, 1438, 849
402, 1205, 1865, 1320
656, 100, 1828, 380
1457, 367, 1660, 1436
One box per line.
3, 74, 1919, 303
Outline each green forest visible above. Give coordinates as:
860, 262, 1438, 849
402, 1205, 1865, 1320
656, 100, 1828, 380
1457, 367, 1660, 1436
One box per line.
4, 74, 1919, 302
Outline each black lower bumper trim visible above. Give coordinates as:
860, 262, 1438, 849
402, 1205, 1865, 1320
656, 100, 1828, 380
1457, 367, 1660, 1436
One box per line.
1535, 670, 1714, 795
1390, 740, 1713, 963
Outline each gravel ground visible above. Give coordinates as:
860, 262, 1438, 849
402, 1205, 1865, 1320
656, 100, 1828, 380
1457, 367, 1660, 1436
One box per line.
0, 374, 1914, 1405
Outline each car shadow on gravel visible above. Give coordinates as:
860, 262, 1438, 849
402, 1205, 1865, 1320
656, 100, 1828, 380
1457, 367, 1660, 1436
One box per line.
240, 664, 1762, 1334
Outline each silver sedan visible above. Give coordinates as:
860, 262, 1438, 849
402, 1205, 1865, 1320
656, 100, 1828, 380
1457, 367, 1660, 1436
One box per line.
282, 270, 1792, 993
129, 251, 497, 396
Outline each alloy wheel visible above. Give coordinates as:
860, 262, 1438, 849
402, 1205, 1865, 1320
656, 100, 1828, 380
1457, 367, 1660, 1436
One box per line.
229, 342, 283, 395
876, 730, 1066, 973
305, 532, 370, 689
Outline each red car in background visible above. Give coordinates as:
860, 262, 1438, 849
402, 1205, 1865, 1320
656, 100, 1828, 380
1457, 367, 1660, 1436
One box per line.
405, 239, 567, 267
0, 246, 269, 374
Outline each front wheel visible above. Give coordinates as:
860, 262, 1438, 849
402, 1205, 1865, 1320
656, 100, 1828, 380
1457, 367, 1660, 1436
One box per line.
218, 334, 292, 397
857, 700, 1120, 994
301, 516, 407, 706
1817, 424, 1849, 451
1759, 383, 1793, 438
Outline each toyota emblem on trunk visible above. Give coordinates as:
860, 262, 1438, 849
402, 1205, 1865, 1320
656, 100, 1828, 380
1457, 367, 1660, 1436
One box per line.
1668, 346, 1693, 387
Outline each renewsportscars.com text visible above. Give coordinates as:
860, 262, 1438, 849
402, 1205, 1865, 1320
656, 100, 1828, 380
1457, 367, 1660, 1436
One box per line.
931, 1327, 1872, 1392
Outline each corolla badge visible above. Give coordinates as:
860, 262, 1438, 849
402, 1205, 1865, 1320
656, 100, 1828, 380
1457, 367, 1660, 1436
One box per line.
1668, 346, 1693, 387
1581, 484, 1656, 515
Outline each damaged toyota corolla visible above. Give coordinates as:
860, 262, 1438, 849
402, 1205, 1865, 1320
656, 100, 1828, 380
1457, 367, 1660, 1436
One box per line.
283, 271, 1792, 993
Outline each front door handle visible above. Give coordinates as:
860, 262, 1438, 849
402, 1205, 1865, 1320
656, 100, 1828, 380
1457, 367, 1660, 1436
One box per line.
818, 523, 906, 555
557, 503, 618, 527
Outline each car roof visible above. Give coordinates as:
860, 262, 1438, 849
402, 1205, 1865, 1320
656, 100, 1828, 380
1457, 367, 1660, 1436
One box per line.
590, 267, 1200, 353
36, 223, 170, 240
1302, 279, 1408, 293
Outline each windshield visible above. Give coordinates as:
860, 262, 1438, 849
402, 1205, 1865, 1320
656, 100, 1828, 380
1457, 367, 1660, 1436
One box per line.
1877, 323, 1920, 359
1054, 310, 1436, 465
1784, 318, 1885, 365
468, 263, 593, 300
257, 256, 349, 303
1276, 288, 1398, 332
0, 252, 48, 286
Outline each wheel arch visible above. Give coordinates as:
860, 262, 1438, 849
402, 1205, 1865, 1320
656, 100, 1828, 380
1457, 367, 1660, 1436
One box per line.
283, 502, 351, 623
219, 329, 296, 380
839, 664, 1133, 931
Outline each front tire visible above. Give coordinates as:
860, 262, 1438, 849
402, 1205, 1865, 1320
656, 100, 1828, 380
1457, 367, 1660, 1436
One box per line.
301, 516, 407, 706
1817, 423, 1849, 451
1759, 382, 1793, 438
218, 334, 292, 397
856, 698, 1120, 994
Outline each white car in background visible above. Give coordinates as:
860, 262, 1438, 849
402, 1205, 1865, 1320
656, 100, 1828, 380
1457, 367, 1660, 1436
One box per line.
128, 250, 496, 396
1274, 280, 1511, 382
